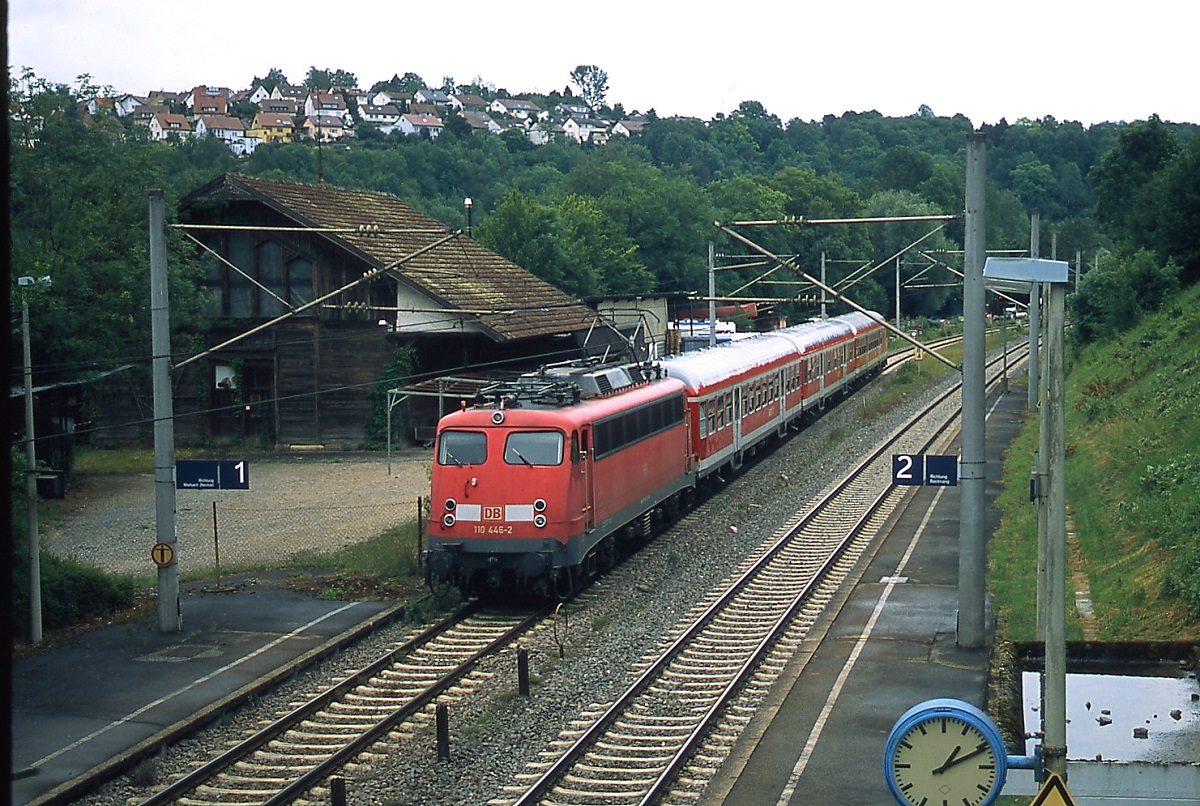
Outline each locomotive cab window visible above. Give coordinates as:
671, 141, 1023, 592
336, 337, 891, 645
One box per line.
438, 430, 487, 466
505, 431, 563, 466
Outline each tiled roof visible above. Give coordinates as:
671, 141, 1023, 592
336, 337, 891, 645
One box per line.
198, 115, 245, 131
182, 174, 596, 342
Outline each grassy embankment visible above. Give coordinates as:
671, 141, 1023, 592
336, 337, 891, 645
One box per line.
989, 283, 1200, 641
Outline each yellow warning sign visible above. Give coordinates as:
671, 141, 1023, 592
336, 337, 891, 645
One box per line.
1027, 772, 1078, 806
151, 542, 175, 568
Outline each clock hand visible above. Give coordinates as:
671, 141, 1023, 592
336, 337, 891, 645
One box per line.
931, 744, 962, 775
932, 741, 991, 774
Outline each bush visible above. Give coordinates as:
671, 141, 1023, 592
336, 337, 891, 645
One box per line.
11, 447, 137, 642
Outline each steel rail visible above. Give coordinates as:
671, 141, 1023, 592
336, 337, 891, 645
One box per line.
136, 603, 546, 806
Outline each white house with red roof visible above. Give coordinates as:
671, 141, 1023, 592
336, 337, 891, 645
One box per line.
149, 112, 193, 141
397, 112, 443, 139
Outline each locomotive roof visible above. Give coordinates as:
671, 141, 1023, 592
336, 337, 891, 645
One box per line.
662, 312, 881, 389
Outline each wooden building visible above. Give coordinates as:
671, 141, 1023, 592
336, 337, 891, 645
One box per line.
173, 173, 602, 448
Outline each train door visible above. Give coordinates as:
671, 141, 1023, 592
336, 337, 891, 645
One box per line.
732, 385, 744, 455
580, 426, 596, 532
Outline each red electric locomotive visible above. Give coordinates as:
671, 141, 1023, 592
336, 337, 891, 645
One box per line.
425, 311, 887, 598
426, 362, 694, 598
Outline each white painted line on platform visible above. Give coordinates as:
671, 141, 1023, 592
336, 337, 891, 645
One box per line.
30, 602, 362, 768
776, 487, 947, 805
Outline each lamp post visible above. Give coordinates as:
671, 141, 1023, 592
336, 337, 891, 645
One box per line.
19, 275, 51, 645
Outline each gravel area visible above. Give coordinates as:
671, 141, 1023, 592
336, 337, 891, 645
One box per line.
75, 369, 963, 806
43, 450, 432, 577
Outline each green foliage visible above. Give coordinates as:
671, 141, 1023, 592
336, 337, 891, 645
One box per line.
1151, 134, 1200, 283
10, 446, 139, 640
365, 347, 417, 447
9, 71, 213, 390
1069, 248, 1179, 344
476, 188, 653, 297
1091, 115, 1181, 244
993, 283, 1200, 637
569, 65, 609, 110
305, 66, 357, 90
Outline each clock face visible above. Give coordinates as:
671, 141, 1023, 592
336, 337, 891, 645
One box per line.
889, 714, 1000, 806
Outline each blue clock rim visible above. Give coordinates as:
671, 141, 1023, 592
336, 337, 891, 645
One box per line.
882, 697, 1008, 806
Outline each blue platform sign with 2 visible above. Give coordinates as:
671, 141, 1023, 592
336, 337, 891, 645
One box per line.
892, 454, 958, 486
176, 460, 250, 490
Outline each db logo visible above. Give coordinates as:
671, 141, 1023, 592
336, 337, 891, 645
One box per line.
483, 506, 503, 521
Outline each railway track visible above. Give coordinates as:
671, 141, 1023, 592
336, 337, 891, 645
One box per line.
134, 603, 545, 805
503, 344, 1026, 806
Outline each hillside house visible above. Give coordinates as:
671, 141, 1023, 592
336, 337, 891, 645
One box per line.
194, 115, 245, 142
86, 93, 144, 118
170, 173, 603, 447
397, 112, 443, 139
131, 104, 169, 125
526, 119, 566, 145
413, 88, 452, 106
556, 101, 592, 118
259, 98, 299, 115
301, 114, 346, 141
611, 118, 649, 137
189, 86, 230, 115
358, 104, 403, 133
248, 112, 295, 144
145, 90, 187, 108
461, 110, 503, 134
194, 115, 259, 155
489, 98, 543, 120
562, 116, 612, 145
270, 84, 307, 102
449, 92, 489, 111
304, 92, 351, 123
148, 112, 192, 141
370, 90, 412, 108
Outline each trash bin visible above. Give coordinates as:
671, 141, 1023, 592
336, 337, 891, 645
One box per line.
36, 470, 66, 499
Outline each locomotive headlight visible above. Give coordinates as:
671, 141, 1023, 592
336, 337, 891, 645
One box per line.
533, 498, 547, 512
443, 513, 456, 527
533, 514, 547, 528
444, 498, 457, 512
491, 410, 505, 424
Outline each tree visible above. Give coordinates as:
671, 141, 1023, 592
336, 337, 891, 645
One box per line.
1009, 157, 1055, 210
9, 71, 209, 392
1091, 115, 1180, 243
874, 146, 934, 193
1069, 248, 1179, 344
1155, 134, 1200, 282
305, 66, 358, 90
252, 67, 289, 92
569, 65, 609, 110
371, 73, 426, 94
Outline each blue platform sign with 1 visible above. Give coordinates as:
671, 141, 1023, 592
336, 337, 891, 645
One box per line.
176, 460, 250, 490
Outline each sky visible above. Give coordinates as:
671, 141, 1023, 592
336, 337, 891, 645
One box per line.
8, 0, 1198, 128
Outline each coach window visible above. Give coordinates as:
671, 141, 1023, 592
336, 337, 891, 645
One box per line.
505, 431, 563, 466
439, 430, 487, 466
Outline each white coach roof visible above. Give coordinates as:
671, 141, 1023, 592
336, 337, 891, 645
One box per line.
662, 312, 882, 390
